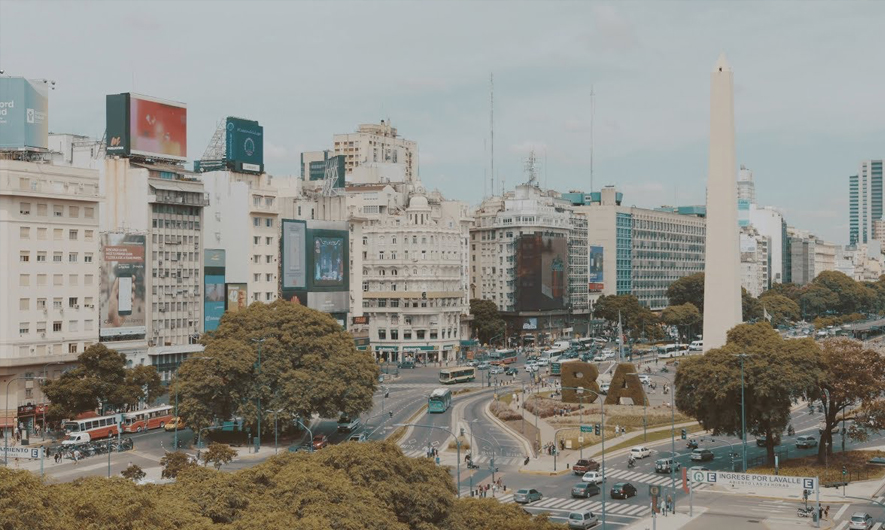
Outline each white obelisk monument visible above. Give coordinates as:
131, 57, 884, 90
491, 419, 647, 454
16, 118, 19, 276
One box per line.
703, 53, 742, 351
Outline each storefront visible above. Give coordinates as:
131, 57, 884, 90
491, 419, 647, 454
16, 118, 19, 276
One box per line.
374, 345, 399, 363
15, 403, 46, 444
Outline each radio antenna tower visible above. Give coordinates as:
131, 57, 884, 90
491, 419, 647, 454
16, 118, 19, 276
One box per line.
524, 149, 539, 187
490, 72, 495, 197
590, 85, 595, 192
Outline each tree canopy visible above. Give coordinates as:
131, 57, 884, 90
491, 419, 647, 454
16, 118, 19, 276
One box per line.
469, 298, 506, 345
42, 343, 162, 421
660, 303, 701, 343
675, 323, 821, 463
756, 293, 801, 328
666, 273, 705, 314
593, 294, 664, 341
174, 300, 379, 437
0, 442, 559, 530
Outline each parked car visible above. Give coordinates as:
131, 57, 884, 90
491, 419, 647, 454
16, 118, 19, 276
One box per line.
691, 449, 714, 462
849, 512, 873, 530
348, 432, 368, 442
164, 416, 185, 432
312, 434, 329, 450
514, 488, 542, 504
609, 482, 637, 499
572, 459, 601, 474
630, 446, 651, 459
581, 471, 605, 484
655, 457, 680, 474
796, 435, 818, 448
399, 360, 416, 369
568, 510, 600, 529
571, 482, 601, 498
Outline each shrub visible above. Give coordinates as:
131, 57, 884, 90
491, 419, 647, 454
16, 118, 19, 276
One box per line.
490, 401, 522, 421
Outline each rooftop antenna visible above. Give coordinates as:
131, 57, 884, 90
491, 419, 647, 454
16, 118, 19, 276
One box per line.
483, 138, 488, 199
524, 149, 539, 187
590, 85, 595, 193
490, 72, 495, 197
544, 147, 548, 190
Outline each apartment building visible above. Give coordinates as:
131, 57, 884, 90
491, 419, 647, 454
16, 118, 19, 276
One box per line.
331, 120, 418, 181
740, 226, 770, 297
0, 160, 101, 430
849, 160, 883, 245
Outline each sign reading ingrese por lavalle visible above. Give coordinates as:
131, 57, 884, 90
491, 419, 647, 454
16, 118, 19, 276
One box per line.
691, 470, 817, 492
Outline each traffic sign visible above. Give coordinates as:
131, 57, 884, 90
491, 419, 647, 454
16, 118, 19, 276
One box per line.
578, 436, 585, 443
690, 470, 818, 492
648, 485, 661, 498
0, 447, 43, 460
580, 425, 592, 433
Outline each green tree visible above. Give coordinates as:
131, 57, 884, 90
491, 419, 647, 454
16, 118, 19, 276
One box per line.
469, 298, 506, 345
42, 343, 162, 421
756, 293, 801, 328
813, 270, 876, 315
593, 294, 663, 340
742, 288, 763, 322
120, 463, 146, 482
675, 323, 820, 463
175, 300, 379, 439
761, 282, 803, 303
661, 303, 701, 343
161, 451, 197, 479
202, 442, 237, 470
814, 338, 885, 464
666, 273, 706, 314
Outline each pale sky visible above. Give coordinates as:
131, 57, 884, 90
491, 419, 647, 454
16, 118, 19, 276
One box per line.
2, 0, 884, 244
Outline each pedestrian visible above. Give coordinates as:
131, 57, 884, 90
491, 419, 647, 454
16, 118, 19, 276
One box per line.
825, 506, 830, 520
819, 507, 823, 521
666, 495, 672, 514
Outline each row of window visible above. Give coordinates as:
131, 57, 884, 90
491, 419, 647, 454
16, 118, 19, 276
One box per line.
20, 251, 93, 263
19, 297, 93, 310
377, 329, 458, 340
19, 202, 95, 219
253, 255, 276, 264
253, 273, 276, 282
253, 236, 275, 246
19, 274, 93, 287
152, 219, 201, 230
19, 320, 93, 335
252, 217, 275, 228
19, 227, 94, 241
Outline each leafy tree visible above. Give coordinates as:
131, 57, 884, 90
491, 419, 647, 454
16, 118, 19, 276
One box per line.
175, 300, 378, 437
42, 343, 162, 421
120, 464, 146, 482
812, 270, 876, 316
161, 451, 197, 479
742, 287, 763, 322
202, 442, 237, 470
593, 294, 663, 340
675, 323, 820, 463
761, 282, 803, 303
814, 338, 885, 464
661, 303, 701, 343
756, 294, 800, 328
469, 298, 506, 345
666, 273, 705, 314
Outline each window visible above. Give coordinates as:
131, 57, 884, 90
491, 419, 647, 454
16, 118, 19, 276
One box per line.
53, 229, 62, 240
404, 331, 412, 340
68, 253, 78, 263
362, 281, 369, 292
53, 322, 62, 332
254, 273, 261, 282
36, 252, 46, 262
266, 237, 273, 245
69, 275, 78, 286
37, 299, 46, 309
390, 299, 399, 308
20, 226, 30, 239
68, 343, 78, 354
254, 236, 260, 245
362, 237, 368, 246
53, 274, 63, 286
379, 251, 385, 260
53, 205, 63, 217
265, 218, 273, 228
69, 206, 79, 217
19, 323, 29, 335
84, 207, 94, 218
253, 217, 260, 227
266, 255, 273, 264
37, 204, 47, 216
20, 274, 29, 287
378, 299, 387, 308
20, 252, 29, 262
417, 330, 426, 339
69, 297, 78, 308
69, 229, 78, 240
53, 299, 62, 309
20, 202, 31, 215
84, 253, 93, 263
19, 298, 29, 310
36, 322, 46, 333
266, 273, 273, 281
265, 292, 273, 301
85, 320, 94, 331
84, 275, 93, 286
85, 230, 94, 241
84, 297, 93, 308
69, 321, 78, 332
378, 329, 387, 340
391, 330, 399, 340
37, 275, 46, 286
53, 252, 62, 263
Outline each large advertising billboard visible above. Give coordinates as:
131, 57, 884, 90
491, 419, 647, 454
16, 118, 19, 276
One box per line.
588, 246, 604, 292
100, 234, 147, 338
308, 155, 346, 188
0, 77, 49, 150
312, 236, 346, 287
281, 220, 349, 314
282, 220, 307, 289
226, 284, 248, 313
106, 93, 187, 160
204, 249, 226, 332
515, 234, 569, 311
225, 117, 264, 173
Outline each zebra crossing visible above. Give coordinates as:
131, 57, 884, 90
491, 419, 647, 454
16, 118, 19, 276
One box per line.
601, 468, 709, 489
399, 449, 525, 466
495, 494, 651, 517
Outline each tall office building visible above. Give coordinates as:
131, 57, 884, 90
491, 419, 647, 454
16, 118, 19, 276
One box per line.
329, 121, 418, 181
849, 160, 883, 245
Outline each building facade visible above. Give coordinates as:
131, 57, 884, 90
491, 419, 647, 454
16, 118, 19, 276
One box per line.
849, 160, 883, 245
740, 226, 770, 297
332, 121, 418, 181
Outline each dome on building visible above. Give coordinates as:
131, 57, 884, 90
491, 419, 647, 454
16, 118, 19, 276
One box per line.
408, 194, 430, 210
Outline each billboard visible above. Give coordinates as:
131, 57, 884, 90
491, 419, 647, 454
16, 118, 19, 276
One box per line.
522, 318, 538, 330
204, 249, 226, 332
225, 117, 264, 173
281, 220, 307, 289
100, 233, 147, 338
588, 245, 604, 292
281, 220, 349, 314
312, 236, 346, 287
226, 284, 248, 313
515, 234, 568, 311
0, 77, 49, 150
308, 155, 346, 188
106, 93, 187, 161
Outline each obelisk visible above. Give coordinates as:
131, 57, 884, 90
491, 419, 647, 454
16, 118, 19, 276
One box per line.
702, 53, 742, 351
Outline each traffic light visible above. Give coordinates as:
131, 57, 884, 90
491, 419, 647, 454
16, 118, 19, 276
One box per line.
681, 429, 687, 440
594, 424, 600, 436
842, 466, 847, 477
803, 489, 809, 500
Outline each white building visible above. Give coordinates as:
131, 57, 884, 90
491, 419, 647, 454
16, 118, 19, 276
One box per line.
0, 159, 101, 431
331, 121, 418, 181
748, 205, 787, 286
737, 165, 755, 204
740, 226, 770, 297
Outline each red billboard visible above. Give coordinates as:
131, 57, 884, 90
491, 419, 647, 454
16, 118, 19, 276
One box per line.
129, 95, 187, 161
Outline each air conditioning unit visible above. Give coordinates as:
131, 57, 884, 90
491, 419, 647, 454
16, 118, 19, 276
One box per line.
74, 305, 79, 309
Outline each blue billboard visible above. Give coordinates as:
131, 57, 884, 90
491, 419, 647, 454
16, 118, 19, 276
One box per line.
225, 117, 264, 173
204, 249, 226, 332
0, 77, 49, 150
588, 246, 604, 292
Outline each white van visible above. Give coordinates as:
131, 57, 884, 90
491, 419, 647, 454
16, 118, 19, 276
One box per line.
62, 432, 91, 446
689, 340, 703, 351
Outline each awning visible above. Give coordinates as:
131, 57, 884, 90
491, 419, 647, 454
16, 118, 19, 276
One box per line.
0, 415, 15, 428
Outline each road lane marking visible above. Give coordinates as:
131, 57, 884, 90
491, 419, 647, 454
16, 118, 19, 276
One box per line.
834, 503, 850, 520
833, 522, 848, 530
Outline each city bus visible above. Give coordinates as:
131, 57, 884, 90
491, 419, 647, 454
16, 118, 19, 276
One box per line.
428, 388, 453, 413
439, 367, 476, 384
62, 412, 124, 442
551, 357, 581, 376
489, 349, 518, 365
122, 405, 175, 433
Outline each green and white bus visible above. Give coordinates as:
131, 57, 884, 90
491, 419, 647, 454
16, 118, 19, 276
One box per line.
551, 357, 580, 376
428, 388, 453, 413
439, 367, 476, 384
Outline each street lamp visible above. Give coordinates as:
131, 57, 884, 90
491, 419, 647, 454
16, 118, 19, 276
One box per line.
293, 417, 314, 452
252, 338, 266, 452
733, 353, 752, 472
630, 372, 676, 513
396, 422, 461, 497
4, 376, 35, 466
465, 427, 500, 490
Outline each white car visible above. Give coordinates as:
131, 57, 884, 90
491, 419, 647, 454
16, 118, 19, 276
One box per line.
524, 364, 539, 373
630, 446, 651, 459
536, 359, 550, 367
638, 375, 651, 385
602, 352, 616, 361
593, 354, 606, 362
581, 471, 605, 484
600, 382, 610, 394
849, 512, 873, 530
490, 366, 504, 375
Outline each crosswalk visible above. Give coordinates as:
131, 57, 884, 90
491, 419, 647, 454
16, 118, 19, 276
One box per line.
399, 449, 525, 466
601, 468, 710, 489
495, 494, 651, 517
832, 523, 882, 530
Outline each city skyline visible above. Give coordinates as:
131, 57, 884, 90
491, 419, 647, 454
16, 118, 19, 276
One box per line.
3, 1, 885, 244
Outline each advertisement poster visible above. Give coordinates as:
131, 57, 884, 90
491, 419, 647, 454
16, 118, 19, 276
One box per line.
129, 95, 187, 160
0, 77, 49, 150
515, 234, 568, 311
100, 233, 146, 338
313, 236, 345, 287
204, 249, 226, 332
225, 117, 263, 172
588, 246, 604, 292
226, 284, 248, 313
281, 220, 306, 289
522, 317, 538, 330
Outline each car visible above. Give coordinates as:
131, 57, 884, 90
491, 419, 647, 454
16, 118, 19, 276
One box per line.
796, 435, 818, 448
689, 340, 703, 351
630, 446, 651, 459
399, 360, 415, 369
568, 510, 600, 529
490, 366, 505, 375
348, 432, 368, 442
525, 364, 539, 373
164, 416, 185, 432
513, 488, 542, 504
573, 458, 601, 474
691, 449, 714, 462
505, 367, 519, 376
638, 375, 651, 385
337, 416, 361, 433
849, 512, 873, 530
571, 482, 601, 499
593, 354, 606, 362
755, 434, 781, 447
467, 360, 478, 367
476, 362, 491, 370
581, 471, 606, 484
609, 482, 637, 499
600, 383, 610, 394
655, 457, 680, 473
536, 359, 550, 367
288, 442, 314, 453
312, 434, 329, 450
602, 351, 616, 360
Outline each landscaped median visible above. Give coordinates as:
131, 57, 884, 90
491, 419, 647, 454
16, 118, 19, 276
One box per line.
748, 449, 885, 485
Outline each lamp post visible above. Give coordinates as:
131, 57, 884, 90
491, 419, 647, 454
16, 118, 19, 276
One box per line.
466, 428, 500, 490
252, 338, 266, 452
293, 417, 314, 452
40, 361, 66, 440
734, 353, 751, 472
396, 423, 461, 497
4, 376, 35, 466
630, 373, 675, 512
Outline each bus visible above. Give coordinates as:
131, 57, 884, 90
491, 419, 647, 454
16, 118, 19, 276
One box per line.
122, 405, 175, 433
551, 358, 581, 376
657, 344, 687, 358
489, 349, 518, 365
439, 367, 476, 384
541, 347, 567, 360
428, 388, 453, 413
62, 412, 123, 442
